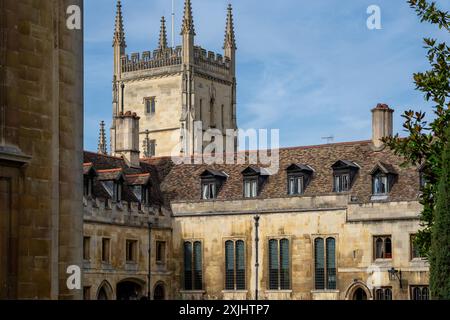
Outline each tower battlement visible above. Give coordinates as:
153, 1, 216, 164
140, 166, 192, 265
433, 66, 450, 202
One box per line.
120, 45, 231, 76
121, 47, 183, 73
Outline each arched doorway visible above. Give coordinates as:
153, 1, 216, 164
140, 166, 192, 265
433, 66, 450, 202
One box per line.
153, 283, 165, 300
353, 288, 368, 300
116, 279, 144, 300
344, 281, 372, 300
97, 287, 108, 300
97, 281, 113, 300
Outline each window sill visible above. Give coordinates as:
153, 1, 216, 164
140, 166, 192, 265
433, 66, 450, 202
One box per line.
265, 290, 292, 293
286, 193, 306, 198
371, 195, 389, 202
310, 289, 339, 293
373, 258, 393, 266
222, 290, 248, 293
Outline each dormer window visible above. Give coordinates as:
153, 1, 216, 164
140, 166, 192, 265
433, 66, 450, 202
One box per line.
334, 174, 350, 193
244, 178, 258, 198
126, 173, 151, 206
331, 160, 359, 193
242, 166, 270, 199
132, 185, 149, 204
286, 164, 314, 195
202, 181, 216, 200
98, 168, 124, 203
83, 163, 97, 198
200, 169, 228, 200
372, 174, 388, 194
370, 162, 397, 198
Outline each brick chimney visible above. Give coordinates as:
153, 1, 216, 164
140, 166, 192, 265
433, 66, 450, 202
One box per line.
114, 111, 140, 167
371, 103, 394, 149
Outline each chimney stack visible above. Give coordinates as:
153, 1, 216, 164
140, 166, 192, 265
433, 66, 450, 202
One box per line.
114, 111, 140, 167
371, 103, 394, 150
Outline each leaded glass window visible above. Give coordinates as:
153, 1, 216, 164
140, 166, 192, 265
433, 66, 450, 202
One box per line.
268, 239, 290, 290
374, 236, 392, 259
315, 237, 337, 290
184, 242, 193, 290
375, 287, 392, 300
184, 241, 203, 290
225, 240, 246, 290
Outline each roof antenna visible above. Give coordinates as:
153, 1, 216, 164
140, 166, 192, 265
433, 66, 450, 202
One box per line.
171, 0, 175, 48
321, 136, 334, 144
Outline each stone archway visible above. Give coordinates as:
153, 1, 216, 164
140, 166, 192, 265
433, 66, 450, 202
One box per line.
116, 278, 145, 300
97, 280, 114, 300
344, 281, 373, 300
153, 282, 166, 300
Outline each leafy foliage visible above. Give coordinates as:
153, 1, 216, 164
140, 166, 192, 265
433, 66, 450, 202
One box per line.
383, 1, 450, 259
429, 126, 450, 299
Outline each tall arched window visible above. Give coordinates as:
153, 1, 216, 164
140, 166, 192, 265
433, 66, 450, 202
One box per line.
326, 238, 336, 289
268, 239, 290, 290
225, 241, 234, 290
236, 240, 245, 290
375, 238, 384, 259
183, 241, 203, 290
314, 238, 325, 290
193, 241, 203, 290
184, 242, 192, 290
225, 240, 246, 290
315, 237, 337, 290
280, 239, 290, 290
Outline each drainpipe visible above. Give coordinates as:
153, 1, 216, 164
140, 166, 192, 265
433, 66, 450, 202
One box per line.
147, 221, 153, 300
254, 215, 260, 301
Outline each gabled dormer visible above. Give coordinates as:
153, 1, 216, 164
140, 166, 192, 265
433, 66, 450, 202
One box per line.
286, 164, 314, 195
370, 162, 398, 198
200, 169, 228, 200
98, 168, 125, 203
331, 160, 360, 193
241, 166, 270, 198
83, 163, 97, 198
126, 173, 151, 206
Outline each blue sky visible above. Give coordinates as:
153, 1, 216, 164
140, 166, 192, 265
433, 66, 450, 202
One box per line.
84, 0, 449, 152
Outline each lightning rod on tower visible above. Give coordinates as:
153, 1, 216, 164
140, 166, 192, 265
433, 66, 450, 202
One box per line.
171, 0, 175, 48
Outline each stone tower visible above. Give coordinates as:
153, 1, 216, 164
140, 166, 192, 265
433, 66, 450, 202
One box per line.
110, 0, 238, 158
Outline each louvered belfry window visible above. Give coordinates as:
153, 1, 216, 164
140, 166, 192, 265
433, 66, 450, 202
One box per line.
315, 237, 337, 290
268, 239, 290, 290
184, 241, 203, 290
225, 240, 246, 290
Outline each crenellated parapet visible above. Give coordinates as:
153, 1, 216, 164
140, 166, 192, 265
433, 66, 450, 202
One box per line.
121, 47, 183, 73
120, 45, 232, 77
83, 196, 170, 228
193, 46, 231, 77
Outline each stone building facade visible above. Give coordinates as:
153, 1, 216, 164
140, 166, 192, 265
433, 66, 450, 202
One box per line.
84, 106, 429, 300
0, 0, 83, 299
110, 0, 238, 158
82, 148, 174, 300
82, 0, 429, 301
